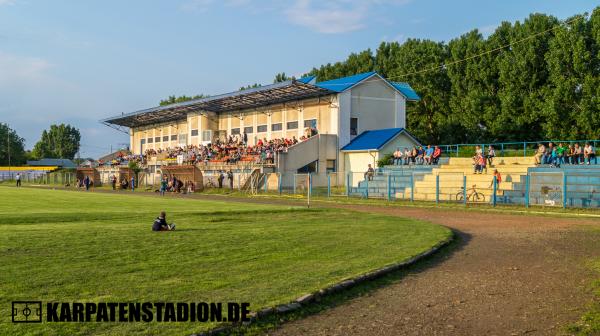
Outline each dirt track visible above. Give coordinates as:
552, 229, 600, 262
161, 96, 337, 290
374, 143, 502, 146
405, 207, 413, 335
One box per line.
265, 204, 600, 336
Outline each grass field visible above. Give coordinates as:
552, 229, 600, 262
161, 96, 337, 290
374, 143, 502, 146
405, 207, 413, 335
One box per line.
0, 187, 451, 336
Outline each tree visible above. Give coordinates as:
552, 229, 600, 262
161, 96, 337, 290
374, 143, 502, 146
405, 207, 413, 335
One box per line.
273, 72, 295, 83
32, 124, 81, 160
0, 123, 26, 165
239, 83, 262, 91
159, 94, 208, 106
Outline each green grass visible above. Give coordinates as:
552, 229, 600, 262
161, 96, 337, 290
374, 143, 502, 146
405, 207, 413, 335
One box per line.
0, 187, 451, 336
567, 227, 600, 335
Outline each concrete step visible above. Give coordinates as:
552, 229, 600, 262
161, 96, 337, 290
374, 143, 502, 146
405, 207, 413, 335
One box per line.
448, 157, 536, 165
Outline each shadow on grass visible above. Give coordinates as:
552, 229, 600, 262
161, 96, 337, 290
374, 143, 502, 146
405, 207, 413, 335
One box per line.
223, 228, 471, 336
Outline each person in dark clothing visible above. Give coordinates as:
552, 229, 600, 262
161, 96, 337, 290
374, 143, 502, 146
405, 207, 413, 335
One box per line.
111, 175, 117, 190
218, 171, 224, 188
84, 176, 91, 191
227, 170, 234, 190
152, 211, 175, 231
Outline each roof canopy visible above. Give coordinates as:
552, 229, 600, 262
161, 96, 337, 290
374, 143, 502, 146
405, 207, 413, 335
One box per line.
102, 79, 334, 128
341, 128, 420, 151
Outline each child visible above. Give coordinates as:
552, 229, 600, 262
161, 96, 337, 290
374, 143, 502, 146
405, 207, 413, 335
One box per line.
152, 211, 176, 231
489, 169, 502, 188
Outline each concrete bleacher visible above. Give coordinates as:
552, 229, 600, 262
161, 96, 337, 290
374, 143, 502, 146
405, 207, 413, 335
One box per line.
500, 165, 600, 207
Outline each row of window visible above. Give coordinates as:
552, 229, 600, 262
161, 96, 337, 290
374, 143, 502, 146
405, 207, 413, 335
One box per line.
231, 119, 317, 135
141, 119, 317, 144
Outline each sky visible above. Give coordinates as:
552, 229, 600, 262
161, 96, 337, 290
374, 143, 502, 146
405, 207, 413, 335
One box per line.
0, 0, 597, 158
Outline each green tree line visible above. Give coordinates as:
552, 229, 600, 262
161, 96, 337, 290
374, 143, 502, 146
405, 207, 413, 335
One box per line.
160, 8, 600, 145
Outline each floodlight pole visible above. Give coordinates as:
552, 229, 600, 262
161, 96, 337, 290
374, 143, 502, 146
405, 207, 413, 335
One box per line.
7, 129, 11, 179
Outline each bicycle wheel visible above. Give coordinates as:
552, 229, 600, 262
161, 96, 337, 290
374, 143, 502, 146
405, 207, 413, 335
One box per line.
475, 192, 485, 202
456, 192, 464, 201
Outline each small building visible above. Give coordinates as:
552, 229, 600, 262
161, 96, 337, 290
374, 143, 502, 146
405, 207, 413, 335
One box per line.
341, 128, 421, 179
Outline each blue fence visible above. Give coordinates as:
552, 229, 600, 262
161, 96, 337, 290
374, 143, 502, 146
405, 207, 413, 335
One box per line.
436, 140, 599, 158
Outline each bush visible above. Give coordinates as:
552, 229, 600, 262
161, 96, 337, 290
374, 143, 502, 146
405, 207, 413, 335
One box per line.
377, 153, 394, 167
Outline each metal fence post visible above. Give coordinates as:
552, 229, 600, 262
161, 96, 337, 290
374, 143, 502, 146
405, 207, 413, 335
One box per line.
365, 177, 369, 199
327, 174, 331, 198
562, 172, 567, 209
293, 174, 297, 194
501, 143, 504, 157
525, 174, 530, 208
435, 174, 439, 204
346, 173, 350, 197
463, 175, 467, 206
493, 175, 497, 207
410, 173, 414, 202
387, 174, 392, 201
456, 145, 459, 157
523, 142, 526, 157
309, 173, 313, 197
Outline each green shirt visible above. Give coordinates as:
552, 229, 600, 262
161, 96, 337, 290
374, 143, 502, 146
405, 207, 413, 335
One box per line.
556, 146, 566, 155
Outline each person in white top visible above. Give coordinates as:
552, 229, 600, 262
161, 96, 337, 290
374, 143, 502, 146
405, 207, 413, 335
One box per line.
393, 148, 403, 165
584, 142, 596, 165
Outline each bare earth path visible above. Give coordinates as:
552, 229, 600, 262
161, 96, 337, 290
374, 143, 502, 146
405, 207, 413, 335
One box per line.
266, 204, 600, 336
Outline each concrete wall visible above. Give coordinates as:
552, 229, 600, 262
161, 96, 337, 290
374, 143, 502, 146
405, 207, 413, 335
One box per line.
380, 133, 420, 156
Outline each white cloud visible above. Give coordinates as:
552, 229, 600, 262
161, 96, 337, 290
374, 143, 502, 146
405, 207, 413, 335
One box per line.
479, 24, 498, 36
285, 0, 412, 34
0, 51, 53, 85
0, 0, 16, 5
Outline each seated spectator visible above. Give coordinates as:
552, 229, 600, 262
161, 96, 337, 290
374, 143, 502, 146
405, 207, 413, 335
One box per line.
473, 153, 484, 174
393, 148, 403, 165
534, 143, 545, 165
566, 144, 575, 164
152, 211, 175, 231
364, 164, 375, 181
416, 146, 425, 165
410, 147, 418, 165
486, 145, 495, 166
403, 147, 411, 165
550, 146, 560, 168
574, 143, 583, 164
543, 142, 554, 164
432, 146, 442, 165
584, 142, 597, 165
556, 143, 566, 165
424, 145, 434, 165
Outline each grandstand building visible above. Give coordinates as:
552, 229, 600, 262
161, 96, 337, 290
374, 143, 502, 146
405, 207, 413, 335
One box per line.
102, 72, 421, 186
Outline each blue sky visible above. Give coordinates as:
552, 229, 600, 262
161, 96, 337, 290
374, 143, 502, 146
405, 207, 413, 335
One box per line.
0, 0, 597, 158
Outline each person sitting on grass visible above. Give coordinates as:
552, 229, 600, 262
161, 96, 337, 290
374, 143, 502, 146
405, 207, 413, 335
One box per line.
152, 211, 175, 231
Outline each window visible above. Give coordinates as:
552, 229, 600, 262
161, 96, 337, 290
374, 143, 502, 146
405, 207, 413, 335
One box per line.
231, 128, 240, 135
304, 119, 317, 128
287, 121, 298, 130
179, 134, 187, 145
141, 139, 146, 145
244, 126, 253, 134
147, 138, 153, 144
170, 134, 177, 141
162, 136, 169, 142
257, 125, 267, 133
154, 137, 161, 143
191, 129, 199, 137
350, 117, 358, 136
271, 123, 282, 131
202, 130, 212, 142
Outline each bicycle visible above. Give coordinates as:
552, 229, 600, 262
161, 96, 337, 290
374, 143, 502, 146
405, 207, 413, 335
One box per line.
456, 184, 486, 202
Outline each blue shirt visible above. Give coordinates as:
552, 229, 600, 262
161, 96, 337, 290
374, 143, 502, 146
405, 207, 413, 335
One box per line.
425, 147, 434, 156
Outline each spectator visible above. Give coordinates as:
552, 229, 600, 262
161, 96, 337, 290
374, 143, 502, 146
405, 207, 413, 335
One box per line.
424, 145, 434, 165
473, 153, 484, 174
84, 175, 91, 191
218, 171, 224, 188
574, 143, 583, 164
432, 146, 442, 165
534, 143, 545, 165
364, 164, 375, 181
556, 143, 566, 165
584, 142, 597, 165
475, 145, 483, 157
152, 211, 175, 231
410, 147, 418, 165
416, 146, 425, 165
130, 176, 135, 192
111, 175, 117, 191
550, 146, 560, 168
544, 142, 554, 164
403, 147, 411, 165
486, 145, 496, 166
15, 173, 21, 187
489, 169, 502, 188
227, 170, 234, 190
566, 144, 575, 164
393, 148, 403, 165
160, 175, 168, 196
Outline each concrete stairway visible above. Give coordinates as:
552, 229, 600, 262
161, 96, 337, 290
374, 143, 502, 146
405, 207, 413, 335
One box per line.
407, 157, 535, 202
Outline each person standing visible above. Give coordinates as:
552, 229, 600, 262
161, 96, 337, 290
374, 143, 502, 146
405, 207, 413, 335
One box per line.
160, 175, 168, 196
15, 173, 21, 187
84, 175, 90, 191
111, 175, 117, 190
130, 175, 135, 192
218, 171, 224, 188
227, 170, 234, 190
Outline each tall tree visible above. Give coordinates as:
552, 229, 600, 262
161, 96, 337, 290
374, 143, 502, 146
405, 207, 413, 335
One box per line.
159, 94, 208, 106
273, 72, 295, 83
0, 123, 26, 165
32, 124, 81, 160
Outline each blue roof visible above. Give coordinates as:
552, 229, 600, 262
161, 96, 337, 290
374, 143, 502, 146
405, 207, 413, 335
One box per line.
315, 71, 377, 92
341, 128, 407, 151
314, 71, 420, 101
391, 82, 420, 101
297, 75, 316, 84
